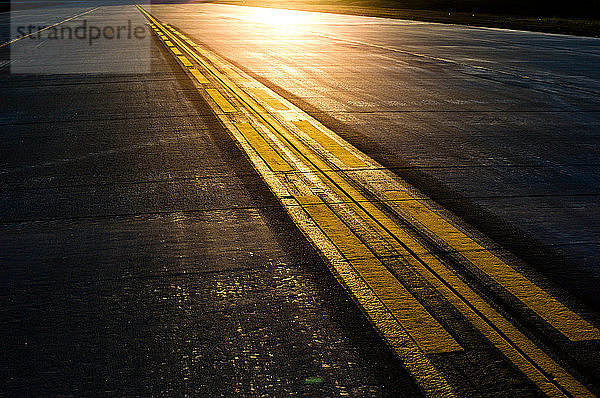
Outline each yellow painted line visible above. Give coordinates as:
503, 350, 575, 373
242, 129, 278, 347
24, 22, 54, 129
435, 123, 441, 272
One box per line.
235, 123, 293, 172
292, 120, 366, 169
164, 40, 174, 47
286, 131, 592, 395
275, 140, 593, 395
384, 190, 600, 342
176, 55, 192, 67
205, 89, 236, 113
172, 47, 183, 56
189, 68, 209, 84
249, 88, 289, 111
375, 216, 593, 397
0, 6, 100, 48
287, 141, 593, 396
296, 195, 462, 354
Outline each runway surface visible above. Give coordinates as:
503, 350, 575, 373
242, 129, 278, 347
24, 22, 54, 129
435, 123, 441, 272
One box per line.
2, 3, 600, 396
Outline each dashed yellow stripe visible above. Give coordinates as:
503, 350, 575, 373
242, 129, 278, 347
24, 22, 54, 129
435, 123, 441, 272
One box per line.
189, 68, 209, 84
384, 190, 600, 342
296, 195, 462, 354
164, 40, 174, 47
177, 55, 192, 67
205, 89, 236, 113
293, 120, 366, 169
249, 87, 289, 111
235, 123, 293, 172
372, 209, 593, 397
172, 47, 183, 56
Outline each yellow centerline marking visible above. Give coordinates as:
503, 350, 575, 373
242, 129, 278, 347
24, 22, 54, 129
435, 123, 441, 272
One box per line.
293, 120, 366, 168
297, 195, 462, 354
164, 40, 174, 47
249, 87, 290, 111
235, 123, 294, 172
189, 68, 209, 84
205, 88, 236, 113
222, 94, 591, 394
190, 15, 596, 340
384, 190, 600, 342
142, 5, 459, 356
172, 47, 183, 56
176, 55, 192, 67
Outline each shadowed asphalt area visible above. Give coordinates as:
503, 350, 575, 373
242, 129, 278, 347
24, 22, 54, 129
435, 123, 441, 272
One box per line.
0, 12, 420, 395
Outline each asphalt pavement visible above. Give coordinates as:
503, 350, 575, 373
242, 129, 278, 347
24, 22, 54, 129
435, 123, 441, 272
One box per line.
2, 3, 600, 397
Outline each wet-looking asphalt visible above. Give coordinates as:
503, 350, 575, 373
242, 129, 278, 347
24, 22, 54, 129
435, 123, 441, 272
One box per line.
2, 3, 600, 397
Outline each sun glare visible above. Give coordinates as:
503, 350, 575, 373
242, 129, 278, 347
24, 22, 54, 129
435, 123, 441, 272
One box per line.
242, 7, 315, 27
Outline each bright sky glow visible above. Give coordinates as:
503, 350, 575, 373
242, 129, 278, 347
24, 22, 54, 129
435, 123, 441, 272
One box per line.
234, 7, 316, 26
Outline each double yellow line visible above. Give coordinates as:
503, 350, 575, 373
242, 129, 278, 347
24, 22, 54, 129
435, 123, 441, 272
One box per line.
136, 6, 598, 396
